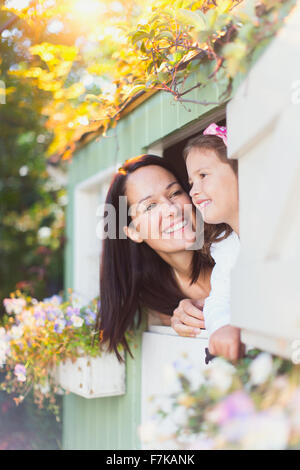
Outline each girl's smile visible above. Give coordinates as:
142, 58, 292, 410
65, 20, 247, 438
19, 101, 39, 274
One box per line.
186, 147, 239, 232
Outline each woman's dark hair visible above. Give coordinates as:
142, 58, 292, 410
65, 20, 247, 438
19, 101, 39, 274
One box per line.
96, 154, 225, 360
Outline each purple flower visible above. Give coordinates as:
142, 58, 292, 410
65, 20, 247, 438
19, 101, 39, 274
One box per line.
46, 308, 60, 321
34, 308, 46, 326
54, 318, 66, 334
14, 364, 26, 382
84, 308, 96, 326
66, 306, 80, 318
43, 295, 63, 305
208, 391, 255, 426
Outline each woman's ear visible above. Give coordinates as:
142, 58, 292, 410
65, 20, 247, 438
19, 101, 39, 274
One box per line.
123, 225, 143, 244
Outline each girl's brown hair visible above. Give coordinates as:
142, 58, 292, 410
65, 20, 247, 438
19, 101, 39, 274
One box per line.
183, 133, 238, 255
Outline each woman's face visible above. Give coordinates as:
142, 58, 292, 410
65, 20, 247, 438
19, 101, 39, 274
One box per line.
124, 165, 196, 253
186, 147, 239, 227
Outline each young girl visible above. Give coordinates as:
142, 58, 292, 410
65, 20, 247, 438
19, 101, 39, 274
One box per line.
181, 123, 244, 361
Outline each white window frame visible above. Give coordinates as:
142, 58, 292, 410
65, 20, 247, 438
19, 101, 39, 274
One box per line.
74, 164, 121, 304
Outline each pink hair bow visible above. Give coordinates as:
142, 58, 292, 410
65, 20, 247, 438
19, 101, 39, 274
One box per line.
203, 123, 227, 146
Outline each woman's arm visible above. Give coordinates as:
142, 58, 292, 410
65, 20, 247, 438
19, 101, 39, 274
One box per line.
147, 308, 172, 327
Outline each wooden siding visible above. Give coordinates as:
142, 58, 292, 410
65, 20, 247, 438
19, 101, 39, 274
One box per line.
63, 44, 269, 449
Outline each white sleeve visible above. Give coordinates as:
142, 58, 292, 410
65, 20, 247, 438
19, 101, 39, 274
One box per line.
203, 232, 240, 337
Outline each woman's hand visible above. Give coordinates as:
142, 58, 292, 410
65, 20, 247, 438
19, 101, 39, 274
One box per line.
171, 299, 205, 337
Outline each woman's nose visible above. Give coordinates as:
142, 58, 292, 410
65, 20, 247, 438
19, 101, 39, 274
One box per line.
161, 199, 179, 217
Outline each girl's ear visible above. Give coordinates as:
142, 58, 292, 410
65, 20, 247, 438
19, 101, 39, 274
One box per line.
123, 225, 143, 244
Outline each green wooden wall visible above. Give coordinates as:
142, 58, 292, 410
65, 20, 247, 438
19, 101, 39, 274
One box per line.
63, 46, 269, 449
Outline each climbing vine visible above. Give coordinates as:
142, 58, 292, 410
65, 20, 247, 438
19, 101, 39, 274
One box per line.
1, 0, 297, 160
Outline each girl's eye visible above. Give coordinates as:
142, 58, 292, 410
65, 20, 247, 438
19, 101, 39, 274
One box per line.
199, 173, 207, 179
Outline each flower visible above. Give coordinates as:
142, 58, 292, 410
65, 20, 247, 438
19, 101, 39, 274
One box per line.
0, 289, 103, 417
20, 309, 36, 328
43, 295, 62, 305
70, 315, 84, 328
207, 391, 255, 426
33, 307, 46, 326
232, 410, 290, 450
14, 364, 27, 382
3, 298, 26, 315
54, 318, 66, 334
207, 357, 236, 393
84, 308, 96, 326
0, 327, 11, 366
46, 307, 61, 322
249, 352, 273, 386
9, 324, 24, 340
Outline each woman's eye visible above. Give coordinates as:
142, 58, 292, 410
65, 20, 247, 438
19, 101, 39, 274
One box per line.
170, 190, 182, 197
199, 173, 207, 179
145, 203, 156, 211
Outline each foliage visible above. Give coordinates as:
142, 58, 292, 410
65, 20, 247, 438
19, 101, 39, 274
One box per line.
0, 1, 67, 306
139, 350, 300, 450
1, 0, 297, 160
0, 289, 102, 417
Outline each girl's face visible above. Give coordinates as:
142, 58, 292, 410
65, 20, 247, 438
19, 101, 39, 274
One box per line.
124, 165, 196, 253
186, 147, 239, 227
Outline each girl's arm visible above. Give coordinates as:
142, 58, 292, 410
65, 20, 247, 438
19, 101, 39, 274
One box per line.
203, 232, 240, 337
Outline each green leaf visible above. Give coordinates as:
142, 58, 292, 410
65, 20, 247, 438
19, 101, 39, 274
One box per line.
176, 8, 208, 30
131, 31, 150, 44
126, 84, 146, 98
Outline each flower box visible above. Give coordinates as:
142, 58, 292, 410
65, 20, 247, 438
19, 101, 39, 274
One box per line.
55, 351, 126, 399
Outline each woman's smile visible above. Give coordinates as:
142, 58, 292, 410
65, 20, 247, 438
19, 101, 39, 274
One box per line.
163, 218, 188, 235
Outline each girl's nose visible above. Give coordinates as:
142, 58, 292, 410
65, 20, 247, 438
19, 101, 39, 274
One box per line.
189, 180, 201, 199
189, 184, 197, 199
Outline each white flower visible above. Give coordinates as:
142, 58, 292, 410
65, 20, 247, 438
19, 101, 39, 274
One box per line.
71, 315, 84, 328
166, 354, 205, 392
172, 405, 188, 427
0, 342, 9, 367
9, 325, 24, 340
249, 353, 273, 386
0, 328, 10, 366
20, 310, 35, 328
207, 357, 236, 393
3, 298, 26, 315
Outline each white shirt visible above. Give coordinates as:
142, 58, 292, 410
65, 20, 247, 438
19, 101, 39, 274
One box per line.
203, 230, 240, 337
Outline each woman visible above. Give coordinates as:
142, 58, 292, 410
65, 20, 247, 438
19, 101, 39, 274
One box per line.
96, 154, 231, 360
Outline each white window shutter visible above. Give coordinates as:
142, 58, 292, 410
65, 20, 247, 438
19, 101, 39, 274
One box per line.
227, 3, 300, 358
